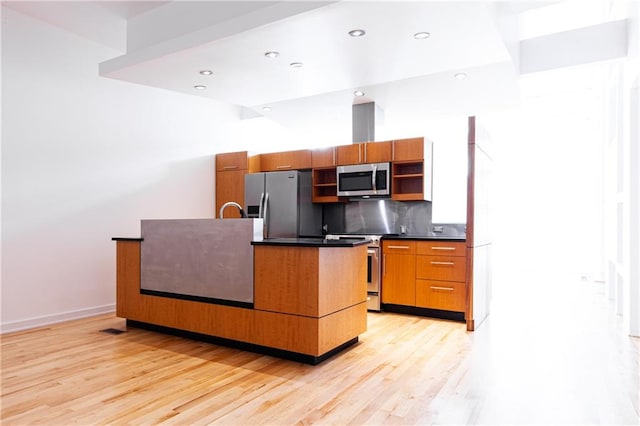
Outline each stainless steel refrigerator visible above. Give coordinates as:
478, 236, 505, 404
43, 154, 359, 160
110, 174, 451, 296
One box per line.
244, 170, 322, 238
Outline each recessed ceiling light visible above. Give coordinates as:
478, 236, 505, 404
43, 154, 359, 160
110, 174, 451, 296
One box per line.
414, 32, 430, 39
264, 51, 279, 58
454, 73, 467, 80
262, 106, 272, 112
354, 90, 365, 97
199, 70, 213, 75
348, 29, 366, 37
289, 62, 304, 68
193, 85, 207, 90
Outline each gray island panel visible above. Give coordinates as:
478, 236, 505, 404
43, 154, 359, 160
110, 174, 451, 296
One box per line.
141, 219, 262, 304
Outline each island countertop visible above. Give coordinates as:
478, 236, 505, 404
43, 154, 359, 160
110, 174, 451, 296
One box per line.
251, 238, 370, 247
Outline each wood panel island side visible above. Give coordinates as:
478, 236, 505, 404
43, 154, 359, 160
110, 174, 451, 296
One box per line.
113, 220, 368, 364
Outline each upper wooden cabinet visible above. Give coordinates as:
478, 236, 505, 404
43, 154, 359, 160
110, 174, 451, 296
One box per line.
365, 141, 392, 163
336, 141, 392, 165
216, 150, 259, 171
336, 144, 363, 165
260, 149, 312, 172
392, 137, 424, 161
311, 147, 337, 168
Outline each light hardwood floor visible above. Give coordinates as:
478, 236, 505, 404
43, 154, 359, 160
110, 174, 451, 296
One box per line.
2, 275, 638, 425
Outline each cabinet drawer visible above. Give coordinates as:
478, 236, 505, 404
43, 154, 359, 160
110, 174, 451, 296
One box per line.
416, 255, 466, 282
416, 280, 466, 312
382, 240, 416, 254
416, 241, 466, 257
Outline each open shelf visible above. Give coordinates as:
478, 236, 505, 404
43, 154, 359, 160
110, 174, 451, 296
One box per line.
312, 167, 340, 203
392, 161, 427, 201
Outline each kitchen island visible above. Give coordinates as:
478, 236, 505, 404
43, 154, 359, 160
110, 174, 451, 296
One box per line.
113, 222, 368, 364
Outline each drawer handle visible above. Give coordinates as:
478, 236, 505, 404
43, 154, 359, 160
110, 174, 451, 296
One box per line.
430, 286, 454, 291
430, 261, 455, 266
276, 165, 292, 169
388, 245, 410, 250
431, 247, 456, 251
222, 165, 239, 170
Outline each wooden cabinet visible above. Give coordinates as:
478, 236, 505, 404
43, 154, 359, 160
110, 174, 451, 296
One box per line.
365, 141, 392, 163
391, 139, 433, 201
415, 281, 466, 312
215, 151, 259, 218
311, 147, 336, 168
336, 144, 363, 165
260, 149, 312, 171
216, 170, 247, 218
381, 241, 416, 306
336, 142, 392, 165
216, 151, 254, 171
392, 137, 424, 161
382, 239, 467, 314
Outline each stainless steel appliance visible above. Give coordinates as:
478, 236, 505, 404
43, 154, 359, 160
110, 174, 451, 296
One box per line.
245, 170, 322, 238
337, 162, 391, 197
326, 234, 383, 311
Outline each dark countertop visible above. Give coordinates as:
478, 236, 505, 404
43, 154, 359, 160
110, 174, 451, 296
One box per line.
251, 238, 369, 247
383, 235, 466, 241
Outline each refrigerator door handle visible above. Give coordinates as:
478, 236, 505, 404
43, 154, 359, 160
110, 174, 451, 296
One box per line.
258, 192, 265, 219
263, 192, 270, 238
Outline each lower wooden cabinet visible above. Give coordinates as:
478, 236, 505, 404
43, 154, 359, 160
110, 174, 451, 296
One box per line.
381, 251, 416, 306
416, 280, 466, 312
382, 239, 467, 314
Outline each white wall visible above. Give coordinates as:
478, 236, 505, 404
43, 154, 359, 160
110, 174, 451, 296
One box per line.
1, 7, 242, 332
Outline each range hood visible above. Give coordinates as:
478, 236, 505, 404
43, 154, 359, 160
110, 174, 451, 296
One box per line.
352, 102, 384, 143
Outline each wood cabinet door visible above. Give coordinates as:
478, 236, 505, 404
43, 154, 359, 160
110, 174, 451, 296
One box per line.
382, 252, 416, 306
312, 147, 336, 168
261, 150, 312, 171
216, 151, 248, 171
393, 137, 424, 161
336, 144, 363, 165
216, 170, 246, 218
365, 141, 392, 163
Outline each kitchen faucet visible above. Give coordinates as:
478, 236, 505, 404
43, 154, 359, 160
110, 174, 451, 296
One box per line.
219, 201, 248, 218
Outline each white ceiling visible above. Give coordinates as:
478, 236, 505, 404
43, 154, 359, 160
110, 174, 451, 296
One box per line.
4, 1, 555, 130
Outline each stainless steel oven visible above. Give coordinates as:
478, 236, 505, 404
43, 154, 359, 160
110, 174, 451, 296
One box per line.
326, 234, 382, 311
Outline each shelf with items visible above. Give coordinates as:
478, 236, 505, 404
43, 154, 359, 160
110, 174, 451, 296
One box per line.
312, 167, 340, 203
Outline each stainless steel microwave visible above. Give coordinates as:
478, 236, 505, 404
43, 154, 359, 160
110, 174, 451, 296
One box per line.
336, 162, 391, 197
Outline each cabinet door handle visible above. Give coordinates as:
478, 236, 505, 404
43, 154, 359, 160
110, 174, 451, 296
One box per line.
431, 247, 456, 251
276, 165, 292, 169
383, 254, 386, 276
430, 286, 454, 291
223, 165, 238, 170
430, 261, 455, 266
388, 245, 410, 250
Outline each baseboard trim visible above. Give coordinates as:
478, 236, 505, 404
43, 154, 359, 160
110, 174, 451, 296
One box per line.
1, 304, 116, 334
